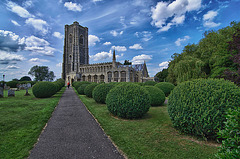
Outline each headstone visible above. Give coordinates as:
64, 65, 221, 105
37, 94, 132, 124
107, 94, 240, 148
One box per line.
24, 88, 30, 96
8, 89, 15, 97
27, 83, 31, 88
0, 87, 3, 98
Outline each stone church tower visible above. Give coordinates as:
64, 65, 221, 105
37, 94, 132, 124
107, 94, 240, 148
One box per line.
62, 21, 89, 82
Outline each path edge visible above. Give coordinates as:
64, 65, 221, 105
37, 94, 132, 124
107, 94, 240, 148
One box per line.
73, 88, 128, 159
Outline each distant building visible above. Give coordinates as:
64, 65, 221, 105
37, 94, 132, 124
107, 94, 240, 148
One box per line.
62, 21, 154, 84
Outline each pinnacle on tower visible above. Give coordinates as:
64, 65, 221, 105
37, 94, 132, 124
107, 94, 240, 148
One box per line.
113, 48, 116, 61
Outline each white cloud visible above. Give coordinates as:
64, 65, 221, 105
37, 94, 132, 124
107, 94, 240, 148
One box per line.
132, 54, 152, 65
25, 18, 48, 34
135, 31, 152, 41
11, 20, 21, 26
89, 35, 100, 46
64, 2, 82, 12
110, 30, 123, 36
175, 35, 190, 46
159, 61, 169, 71
23, 0, 34, 8
56, 63, 62, 67
53, 32, 64, 39
93, 0, 103, 2
0, 30, 25, 52
151, 0, 201, 32
0, 50, 25, 62
129, 44, 143, 50
25, 36, 55, 56
103, 42, 111, 45
29, 58, 49, 63
90, 51, 112, 61
6, 1, 34, 18
111, 46, 127, 52
6, 65, 20, 69
203, 10, 221, 28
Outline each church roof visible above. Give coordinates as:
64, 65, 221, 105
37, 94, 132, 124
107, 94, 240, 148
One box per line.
132, 64, 144, 71
117, 64, 144, 71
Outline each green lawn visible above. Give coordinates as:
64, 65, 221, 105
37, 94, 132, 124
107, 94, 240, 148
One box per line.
77, 93, 219, 159
0, 88, 65, 159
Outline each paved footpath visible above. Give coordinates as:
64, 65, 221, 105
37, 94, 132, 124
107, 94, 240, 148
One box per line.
29, 87, 124, 159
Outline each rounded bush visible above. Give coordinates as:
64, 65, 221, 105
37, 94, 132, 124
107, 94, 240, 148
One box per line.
144, 86, 165, 106
168, 78, 240, 140
74, 81, 91, 90
155, 82, 175, 96
84, 83, 98, 98
56, 79, 65, 87
143, 81, 157, 86
53, 81, 62, 92
32, 81, 57, 98
106, 83, 151, 119
93, 83, 117, 104
77, 83, 90, 95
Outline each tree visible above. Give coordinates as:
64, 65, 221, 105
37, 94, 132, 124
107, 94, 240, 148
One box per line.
20, 76, 32, 81
124, 60, 132, 65
12, 78, 19, 81
223, 29, 240, 86
28, 65, 55, 81
155, 69, 168, 82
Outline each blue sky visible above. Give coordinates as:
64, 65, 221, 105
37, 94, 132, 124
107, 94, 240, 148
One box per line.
0, 0, 240, 81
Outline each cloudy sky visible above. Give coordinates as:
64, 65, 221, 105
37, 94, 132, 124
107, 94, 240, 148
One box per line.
0, 0, 240, 81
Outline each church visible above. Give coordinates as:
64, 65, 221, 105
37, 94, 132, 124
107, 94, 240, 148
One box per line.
62, 21, 154, 84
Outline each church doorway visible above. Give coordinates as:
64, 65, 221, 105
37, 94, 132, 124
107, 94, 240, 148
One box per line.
71, 78, 74, 85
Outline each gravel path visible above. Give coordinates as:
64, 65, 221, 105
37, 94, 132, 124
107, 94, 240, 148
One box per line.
29, 87, 124, 159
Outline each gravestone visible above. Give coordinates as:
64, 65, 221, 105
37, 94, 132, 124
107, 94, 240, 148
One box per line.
8, 89, 15, 97
24, 83, 31, 96
0, 87, 3, 98
27, 83, 31, 88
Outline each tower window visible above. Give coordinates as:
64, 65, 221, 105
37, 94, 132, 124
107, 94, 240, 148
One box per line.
80, 35, 83, 45
69, 34, 72, 43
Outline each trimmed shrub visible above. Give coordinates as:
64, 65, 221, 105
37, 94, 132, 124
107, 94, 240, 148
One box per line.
32, 81, 57, 98
84, 83, 98, 98
56, 79, 65, 87
72, 81, 78, 88
6, 81, 19, 88
216, 107, 240, 159
155, 82, 175, 96
168, 78, 240, 140
106, 83, 151, 119
53, 81, 62, 92
135, 82, 143, 86
144, 86, 165, 106
143, 81, 157, 86
74, 81, 91, 90
93, 83, 117, 104
77, 83, 90, 95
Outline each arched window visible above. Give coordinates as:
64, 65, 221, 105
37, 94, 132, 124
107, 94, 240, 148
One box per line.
88, 75, 91, 82
69, 34, 72, 43
94, 75, 98, 83
114, 71, 119, 82
121, 71, 126, 82
134, 74, 139, 82
82, 75, 85, 81
100, 75, 104, 82
107, 72, 112, 83
79, 35, 83, 45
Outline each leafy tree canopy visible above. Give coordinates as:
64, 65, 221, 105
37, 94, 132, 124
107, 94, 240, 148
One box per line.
20, 76, 32, 81
28, 65, 55, 82
124, 60, 132, 65
166, 21, 240, 84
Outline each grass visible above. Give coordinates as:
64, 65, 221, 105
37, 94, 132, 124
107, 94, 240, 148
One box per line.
76, 91, 219, 159
0, 87, 65, 159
